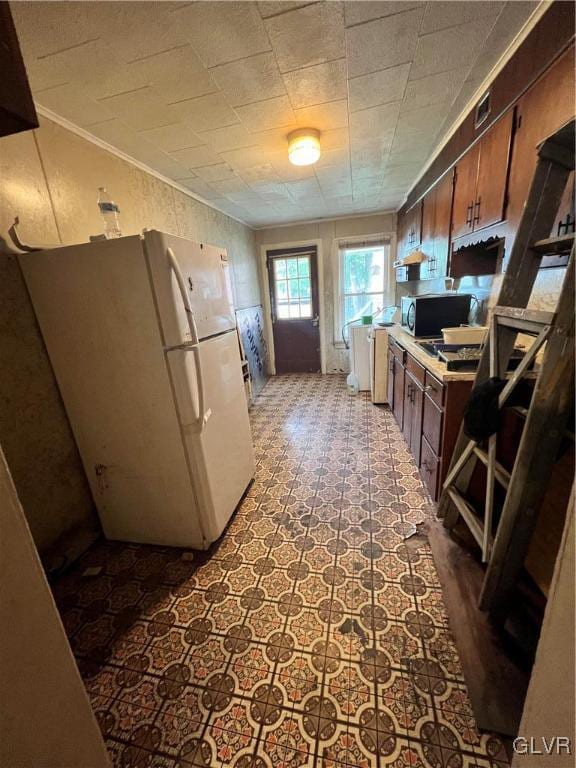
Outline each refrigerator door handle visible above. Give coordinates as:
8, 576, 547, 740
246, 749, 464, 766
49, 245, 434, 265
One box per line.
166, 247, 207, 433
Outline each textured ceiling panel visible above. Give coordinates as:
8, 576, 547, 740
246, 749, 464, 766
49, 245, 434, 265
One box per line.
13, 0, 538, 227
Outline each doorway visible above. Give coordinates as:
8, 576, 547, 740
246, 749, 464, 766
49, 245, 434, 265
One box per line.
266, 246, 321, 374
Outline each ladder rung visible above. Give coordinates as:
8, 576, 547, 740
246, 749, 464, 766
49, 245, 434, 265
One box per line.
493, 306, 556, 326
473, 447, 511, 490
531, 233, 575, 255
447, 487, 486, 548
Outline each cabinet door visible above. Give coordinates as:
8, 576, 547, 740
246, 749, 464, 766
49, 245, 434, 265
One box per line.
506, 48, 575, 244
473, 110, 513, 230
387, 349, 395, 409
420, 187, 436, 280
433, 170, 454, 278
410, 378, 423, 467
451, 144, 479, 240
392, 359, 405, 430
402, 376, 413, 445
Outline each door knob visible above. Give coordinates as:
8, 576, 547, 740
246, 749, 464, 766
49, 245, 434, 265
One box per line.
312, 315, 320, 326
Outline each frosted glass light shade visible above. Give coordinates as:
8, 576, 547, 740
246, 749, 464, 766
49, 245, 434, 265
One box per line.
288, 129, 321, 166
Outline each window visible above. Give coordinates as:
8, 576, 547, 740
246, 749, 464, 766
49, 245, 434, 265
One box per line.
338, 239, 391, 340
272, 255, 312, 319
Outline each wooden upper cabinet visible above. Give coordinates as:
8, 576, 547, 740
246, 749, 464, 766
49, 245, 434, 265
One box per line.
473, 109, 514, 230
506, 47, 576, 242
451, 111, 514, 239
0, 4, 39, 136
433, 170, 454, 276
405, 202, 422, 251
420, 188, 436, 279
452, 143, 480, 239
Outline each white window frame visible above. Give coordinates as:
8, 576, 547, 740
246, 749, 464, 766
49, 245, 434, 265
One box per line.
334, 234, 395, 347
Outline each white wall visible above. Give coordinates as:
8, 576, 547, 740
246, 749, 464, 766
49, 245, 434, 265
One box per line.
256, 213, 396, 373
0, 444, 111, 768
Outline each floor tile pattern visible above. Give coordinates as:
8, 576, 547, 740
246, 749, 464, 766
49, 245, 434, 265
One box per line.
53, 375, 509, 767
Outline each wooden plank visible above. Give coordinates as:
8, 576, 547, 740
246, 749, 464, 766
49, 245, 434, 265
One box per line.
493, 306, 556, 325
480, 248, 575, 621
427, 519, 530, 736
447, 488, 486, 548
474, 446, 511, 489
532, 232, 575, 254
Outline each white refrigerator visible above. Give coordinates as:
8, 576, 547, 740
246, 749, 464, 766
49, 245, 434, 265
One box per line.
20, 230, 255, 549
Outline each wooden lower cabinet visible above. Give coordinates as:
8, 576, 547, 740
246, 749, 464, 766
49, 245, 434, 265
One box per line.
388, 338, 472, 501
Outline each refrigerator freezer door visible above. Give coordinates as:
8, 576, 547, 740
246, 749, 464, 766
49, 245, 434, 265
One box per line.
167, 330, 255, 543
145, 230, 236, 345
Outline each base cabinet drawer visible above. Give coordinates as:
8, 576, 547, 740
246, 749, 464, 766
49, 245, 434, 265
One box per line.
420, 435, 439, 499
422, 394, 443, 455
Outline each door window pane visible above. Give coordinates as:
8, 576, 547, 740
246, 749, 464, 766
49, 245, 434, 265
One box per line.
272, 255, 313, 320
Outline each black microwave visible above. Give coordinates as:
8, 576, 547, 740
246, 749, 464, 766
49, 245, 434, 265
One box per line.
401, 294, 472, 337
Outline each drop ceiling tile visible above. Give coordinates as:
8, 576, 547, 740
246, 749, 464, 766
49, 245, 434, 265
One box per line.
258, 2, 317, 19
420, 1, 503, 35
349, 63, 411, 112
138, 122, 204, 153
11, 2, 103, 59
403, 68, 466, 111
240, 164, 282, 184
211, 177, 254, 196
226, 189, 265, 205
194, 164, 238, 183
346, 7, 424, 78
236, 96, 296, 132
283, 59, 347, 109
36, 83, 116, 127
125, 45, 217, 104
98, 86, 181, 131
410, 16, 497, 81
179, 177, 222, 200
210, 52, 286, 107
316, 148, 350, 169
172, 2, 271, 67
265, 2, 345, 73
199, 124, 259, 154
220, 146, 271, 169
170, 93, 240, 133
294, 100, 349, 131
285, 177, 323, 200
344, 1, 422, 27
249, 180, 292, 200
151, 156, 196, 182
168, 145, 223, 170
268, 151, 317, 180
397, 102, 448, 132
350, 102, 400, 143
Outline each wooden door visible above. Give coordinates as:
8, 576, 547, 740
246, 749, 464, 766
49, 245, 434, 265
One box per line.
392, 358, 405, 430
451, 144, 479, 240
473, 110, 514, 230
433, 170, 454, 277
387, 349, 395, 409
267, 247, 321, 374
420, 187, 436, 280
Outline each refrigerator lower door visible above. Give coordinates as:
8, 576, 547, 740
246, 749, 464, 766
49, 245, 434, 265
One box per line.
167, 330, 255, 544
144, 229, 236, 346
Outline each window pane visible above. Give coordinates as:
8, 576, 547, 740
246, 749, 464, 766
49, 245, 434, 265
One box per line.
288, 278, 300, 298
344, 294, 384, 328
300, 302, 312, 318
287, 258, 299, 279
289, 302, 301, 319
274, 259, 287, 279
299, 277, 310, 299
277, 302, 290, 319
298, 257, 310, 277
276, 280, 288, 301
343, 247, 385, 294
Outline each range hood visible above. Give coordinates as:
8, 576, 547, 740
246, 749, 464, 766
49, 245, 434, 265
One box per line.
393, 249, 425, 268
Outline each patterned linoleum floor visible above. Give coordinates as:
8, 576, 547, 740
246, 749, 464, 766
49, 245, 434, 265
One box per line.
54, 374, 509, 768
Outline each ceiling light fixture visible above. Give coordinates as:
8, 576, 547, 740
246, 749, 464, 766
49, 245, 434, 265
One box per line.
287, 128, 321, 166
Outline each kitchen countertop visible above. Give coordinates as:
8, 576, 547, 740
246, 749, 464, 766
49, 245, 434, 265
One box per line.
386, 325, 479, 383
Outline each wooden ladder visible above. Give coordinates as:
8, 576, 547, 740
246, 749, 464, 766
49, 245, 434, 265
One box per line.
438, 118, 575, 624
